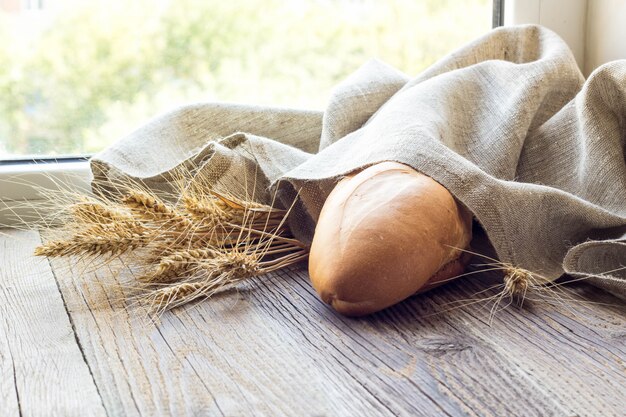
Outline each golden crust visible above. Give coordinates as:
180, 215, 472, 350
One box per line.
309, 161, 472, 316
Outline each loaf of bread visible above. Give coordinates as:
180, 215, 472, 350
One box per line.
309, 161, 472, 316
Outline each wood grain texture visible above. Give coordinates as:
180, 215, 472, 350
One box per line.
1, 228, 625, 417
0, 229, 106, 417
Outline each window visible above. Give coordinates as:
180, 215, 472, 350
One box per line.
0, 0, 501, 226
23, 0, 44, 10
0, 0, 494, 159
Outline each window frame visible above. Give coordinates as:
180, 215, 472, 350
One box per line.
0, 0, 506, 227
503, 0, 587, 70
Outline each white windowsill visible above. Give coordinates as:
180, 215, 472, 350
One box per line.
0, 160, 92, 227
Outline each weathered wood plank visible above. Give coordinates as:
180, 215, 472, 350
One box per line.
0, 229, 107, 417
50, 258, 395, 416
45, 229, 626, 417
1, 228, 620, 416
0, 310, 20, 417
263, 267, 572, 417
412, 275, 626, 417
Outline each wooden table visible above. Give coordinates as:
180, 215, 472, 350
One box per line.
1, 229, 625, 417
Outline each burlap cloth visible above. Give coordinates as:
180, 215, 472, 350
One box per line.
91, 25, 626, 300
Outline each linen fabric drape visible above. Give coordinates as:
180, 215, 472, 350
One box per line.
92, 25, 626, 299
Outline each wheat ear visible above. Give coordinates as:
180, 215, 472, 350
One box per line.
140, 248, 220, 283
35, 221, 149, 258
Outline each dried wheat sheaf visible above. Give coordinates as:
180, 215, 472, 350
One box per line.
32, 168, 308, 317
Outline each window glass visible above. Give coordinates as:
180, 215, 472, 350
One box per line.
0, 0, 491, 158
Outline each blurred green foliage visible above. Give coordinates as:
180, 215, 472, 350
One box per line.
0, 0, 490, 156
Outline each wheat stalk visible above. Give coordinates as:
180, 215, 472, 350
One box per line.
33, 164, 309, 317
70, 201, 132, 224
35, 221, 150, 257
123, 190, 191, 226
144, 251, 258, 313
140, 248, 220, 283
182, 195, 229, 223
143, 246, 309, 314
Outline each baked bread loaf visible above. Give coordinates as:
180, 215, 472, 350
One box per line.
309, 161, 472, 316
